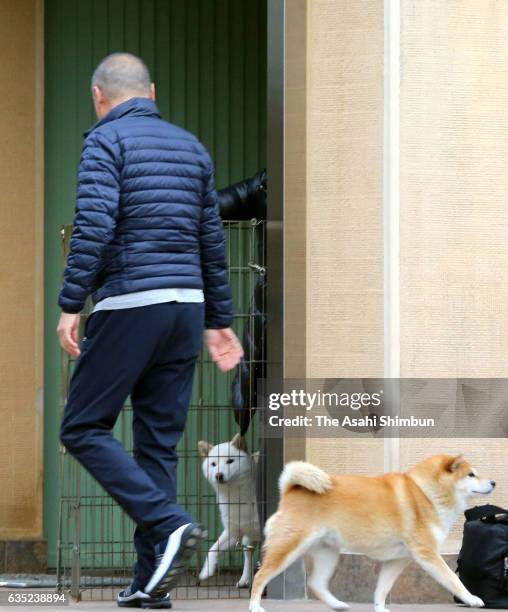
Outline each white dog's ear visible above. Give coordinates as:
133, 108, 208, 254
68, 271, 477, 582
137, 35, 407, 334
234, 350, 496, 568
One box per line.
251, 451, 260, 465
198, 440, 214, 458
231, 433, 248, 452
445, 454, 465, 472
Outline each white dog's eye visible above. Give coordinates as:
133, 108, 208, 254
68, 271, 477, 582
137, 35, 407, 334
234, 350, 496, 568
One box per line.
226, 459, 234, 464
468, 472, 475, 478
211, 462, 216, 467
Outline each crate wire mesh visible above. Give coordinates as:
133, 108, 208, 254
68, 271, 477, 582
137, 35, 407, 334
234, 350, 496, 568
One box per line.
56, 220, 266, 601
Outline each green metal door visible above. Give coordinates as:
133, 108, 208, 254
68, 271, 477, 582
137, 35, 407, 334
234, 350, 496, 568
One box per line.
44, 0, 267, 569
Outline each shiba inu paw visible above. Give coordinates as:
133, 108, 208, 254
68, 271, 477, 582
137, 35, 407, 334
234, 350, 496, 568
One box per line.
464, 595, 484, 608
249, 605, 265, 612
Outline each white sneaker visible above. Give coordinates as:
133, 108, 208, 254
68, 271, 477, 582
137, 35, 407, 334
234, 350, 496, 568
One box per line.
145, 523, 205, 598
117, 583, 171, 608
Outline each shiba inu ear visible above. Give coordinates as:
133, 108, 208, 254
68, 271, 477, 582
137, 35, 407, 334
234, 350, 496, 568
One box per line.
231, 433, 248, 452
198, 440, 214, 458
445, 454, 465, 472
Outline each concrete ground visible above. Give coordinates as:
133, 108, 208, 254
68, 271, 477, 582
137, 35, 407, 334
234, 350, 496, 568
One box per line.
0, 599, 465, 612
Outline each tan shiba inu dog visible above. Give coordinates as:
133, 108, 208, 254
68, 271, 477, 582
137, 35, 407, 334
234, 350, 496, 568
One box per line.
249, 455, 495, 612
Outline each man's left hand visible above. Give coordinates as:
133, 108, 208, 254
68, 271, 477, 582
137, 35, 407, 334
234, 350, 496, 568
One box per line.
57, 312, 82, 357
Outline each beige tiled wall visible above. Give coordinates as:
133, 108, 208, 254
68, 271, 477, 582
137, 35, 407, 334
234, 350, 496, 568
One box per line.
306, 0, 385, 380
0, 0, 43, 538
292, 0, 385, 471
399, 0, 508, 549
400, 0, 508, 379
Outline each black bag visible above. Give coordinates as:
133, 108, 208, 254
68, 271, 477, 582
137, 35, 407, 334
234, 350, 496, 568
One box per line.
456, 504, 508, 609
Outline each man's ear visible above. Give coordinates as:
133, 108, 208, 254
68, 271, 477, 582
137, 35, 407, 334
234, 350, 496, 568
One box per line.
251, 451, 260, 465
150, 82, 156, 101
445, 454, 465, 472
92, 85, 104, 104
198, 441, 213, 458
231, 433, 248, 452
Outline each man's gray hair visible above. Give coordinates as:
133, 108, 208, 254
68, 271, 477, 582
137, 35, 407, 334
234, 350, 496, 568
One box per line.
92, 53, 152, 100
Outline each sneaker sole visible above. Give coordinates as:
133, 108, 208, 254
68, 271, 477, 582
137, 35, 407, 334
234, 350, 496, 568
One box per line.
118, 596, 172, 609
145, 524, 205, 598
140, 599, 172, 609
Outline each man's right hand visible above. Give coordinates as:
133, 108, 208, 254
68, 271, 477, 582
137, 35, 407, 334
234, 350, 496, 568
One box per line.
57, 312, 82, 357
205, 328, 244, 372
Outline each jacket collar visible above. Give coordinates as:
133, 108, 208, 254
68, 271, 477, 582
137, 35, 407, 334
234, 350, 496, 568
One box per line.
85, 97, 161, 136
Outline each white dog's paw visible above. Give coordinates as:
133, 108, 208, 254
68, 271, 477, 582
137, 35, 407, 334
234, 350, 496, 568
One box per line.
236, 577, 250, 588
465, 595, 485, 608
198, 568, 214, 583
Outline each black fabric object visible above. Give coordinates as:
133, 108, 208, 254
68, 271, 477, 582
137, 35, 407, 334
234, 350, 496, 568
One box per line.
218, 169, 267, 222
456, 504, 508, 609
231, 275, 267, 435
217, 170, 267, 435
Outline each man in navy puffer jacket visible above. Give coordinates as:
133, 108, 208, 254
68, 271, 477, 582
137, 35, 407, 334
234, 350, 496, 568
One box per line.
57, 53, 243, 608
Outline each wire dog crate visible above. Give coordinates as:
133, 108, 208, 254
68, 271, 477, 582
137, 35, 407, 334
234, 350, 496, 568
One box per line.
56, 220, 266, 602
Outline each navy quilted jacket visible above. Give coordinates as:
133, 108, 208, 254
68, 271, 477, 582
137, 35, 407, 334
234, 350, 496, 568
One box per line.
58, 97, 233, 329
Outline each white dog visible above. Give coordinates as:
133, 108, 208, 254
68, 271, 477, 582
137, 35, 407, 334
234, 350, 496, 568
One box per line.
198, 434, 260, 588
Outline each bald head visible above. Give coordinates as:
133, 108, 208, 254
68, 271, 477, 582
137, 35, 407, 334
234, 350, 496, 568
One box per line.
92, 53, 152, 102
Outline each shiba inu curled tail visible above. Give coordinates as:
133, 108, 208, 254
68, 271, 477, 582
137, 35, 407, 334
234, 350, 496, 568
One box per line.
278, 461, 332, 496
250, 455, 495, 612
